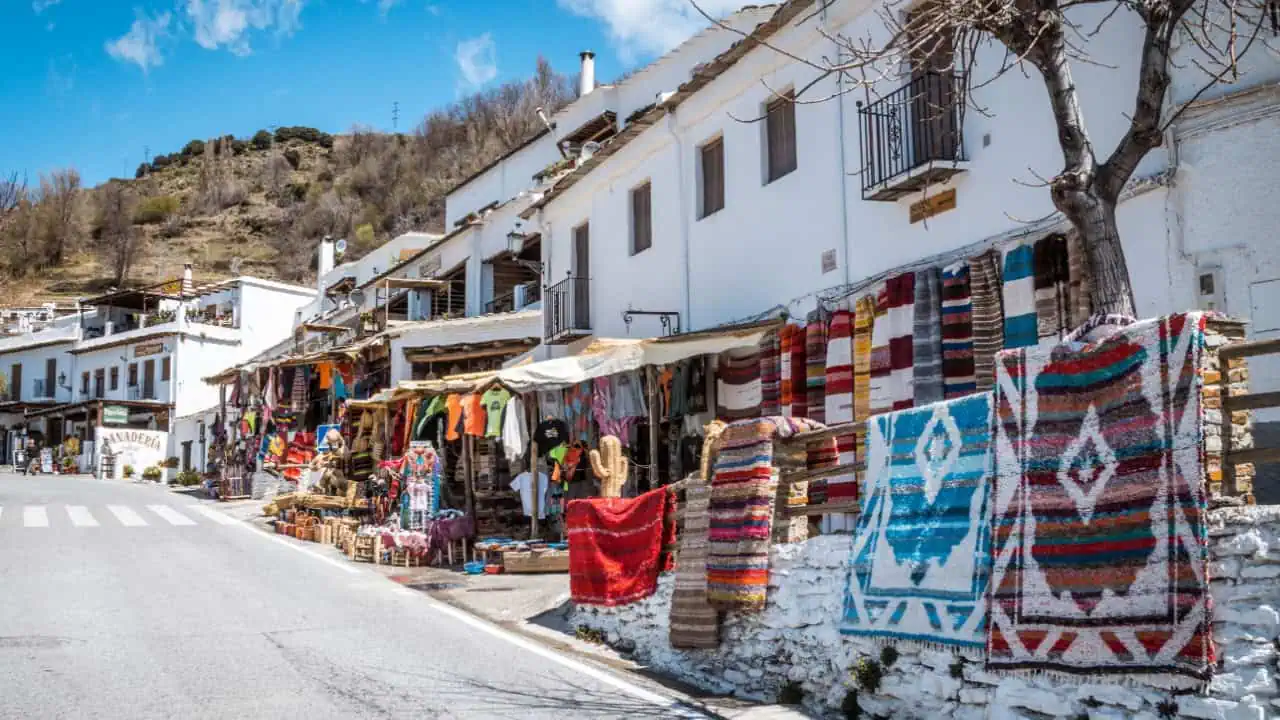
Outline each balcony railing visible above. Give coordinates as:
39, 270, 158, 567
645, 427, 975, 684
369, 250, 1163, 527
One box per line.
33, 379, 51, 399
485, 281, 542, 315
544, 276, 591, 344
857, 72, 967, 201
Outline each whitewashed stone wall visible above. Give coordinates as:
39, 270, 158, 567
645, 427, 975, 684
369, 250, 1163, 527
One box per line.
574, 507, 1280, 719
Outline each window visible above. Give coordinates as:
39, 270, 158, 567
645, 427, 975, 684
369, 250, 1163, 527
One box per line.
128, 363, 138, 387
110, 367, 119, 390
162, 356, 171, 381
45, 358, 56, 396
80, 372, 89, 395
765, 91, 798, 183
630, 182, 652, 255
94, 369, 105, 399
699, 138, 725, 218
9, 363, 20, 401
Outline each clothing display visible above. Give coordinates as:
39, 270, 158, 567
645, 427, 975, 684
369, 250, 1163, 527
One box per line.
1001, 242, 1037, 349
842, 393, 992, 652
445, 394, 463, 442
509, 471, 550, 519
480, 386, 511, 438
538, 389, 566, 420
461, 394, 486, 437
989, 313, 1213, 682
501, 393, 527, 463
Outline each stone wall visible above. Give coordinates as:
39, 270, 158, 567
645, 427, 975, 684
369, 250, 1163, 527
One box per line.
574, 506, 1280, 719
1204, 318, 1255, 501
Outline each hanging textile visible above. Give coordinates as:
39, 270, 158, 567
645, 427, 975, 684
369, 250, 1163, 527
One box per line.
968, 249, 1005, 391
290, 367, 307, 413
565, 382, 593, 442
716, 347, 762, 422
566, 486, 675, 606
480, 386, 511, 439
823, 306, 856, 510
912, 268, 943, 406
668, 476, 719, 648
461, 393, 485, 437
803, 313, 827, 422
870, 274, 915, 414
1034, 233, 1071, 341
789, 323, 808, 419
989, 314, 1213, 683
779, 324, 795, 416
851, 295, 876, 480
940, 262, 976, 399
537, 389, 566, 420
759, 329, 782, 417
1001, 242, 1037, 349
501, 393, 528, 463
444, 394, 463, 442
592, 377, 619, 437
1065, 231, 1093, 328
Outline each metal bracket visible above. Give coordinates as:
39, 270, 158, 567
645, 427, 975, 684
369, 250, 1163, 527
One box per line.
621, 310, 681, 337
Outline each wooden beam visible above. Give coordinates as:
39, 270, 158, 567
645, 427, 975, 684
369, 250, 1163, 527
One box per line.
776, 422, 860, 447
781, 463, 856, 485
300, 323, 351, 334
786, 500, 861, 517
1228, 446, 1280, 465
1220, 338, 1280, 359
383, 277, 450, 290
1225, 391, 1280, 411
404, 342, 535, 364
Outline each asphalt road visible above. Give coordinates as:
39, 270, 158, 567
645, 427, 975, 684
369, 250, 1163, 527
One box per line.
0, 472, 708, 720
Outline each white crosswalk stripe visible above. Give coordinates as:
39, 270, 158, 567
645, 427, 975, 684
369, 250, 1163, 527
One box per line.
66, 506, 100, 527
189, 505, 239, 525
107, 505, 148, 527
23, 506, 49, 528
146, 505, 196, 526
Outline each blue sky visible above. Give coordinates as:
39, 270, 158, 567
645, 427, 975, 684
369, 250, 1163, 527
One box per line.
1, 0, 754, 185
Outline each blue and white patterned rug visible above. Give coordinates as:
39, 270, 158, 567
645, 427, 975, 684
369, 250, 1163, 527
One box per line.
840, 392, 993, 651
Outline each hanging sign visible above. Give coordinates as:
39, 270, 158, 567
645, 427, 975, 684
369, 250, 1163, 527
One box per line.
159, 280, 184, 295
102, 405, 129, 425
135, 342, 164, 358
909, 188, 957, 224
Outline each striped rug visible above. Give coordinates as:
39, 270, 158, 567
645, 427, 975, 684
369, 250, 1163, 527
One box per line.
869, 281, 892, 414
913, 268, 943, 406
669, 478, 720, 649
940, 262, 976, 398
760, 329, 782, 417
824, 307, 858, 521
1001, 242, 1037, 349
779, 324, 796, 416
968, 250, 1005, 391
1066, 232, 1093, 328
789, 322, 808, 418
871, 273, 916, 413
1034, 233, 1071, 341
716, 347, 762, 421
853, 295, 876, 489
805, 313, 828, 423
988, 313, 1214, 683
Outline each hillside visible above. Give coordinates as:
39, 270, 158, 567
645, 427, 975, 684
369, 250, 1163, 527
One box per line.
0, 58, 576, 305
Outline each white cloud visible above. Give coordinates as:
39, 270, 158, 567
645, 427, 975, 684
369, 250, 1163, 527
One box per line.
455, 32, 498, 88
426, 4, 441, 16
557, 0, 756, 63
378, 0, 402, 15
32, 0, 61, 13
185, 0, 305, 56
105, 10, 171, 72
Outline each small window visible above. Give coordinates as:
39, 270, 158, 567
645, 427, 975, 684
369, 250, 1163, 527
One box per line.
80, 372, 89, 394
94, 369, 105, 399
162, 356, 171, 381
110, 366, 119, 390
699, 138, 725, 219
765, 91, 798, 183
630, 182, 652, 255
128, 363, 138, 387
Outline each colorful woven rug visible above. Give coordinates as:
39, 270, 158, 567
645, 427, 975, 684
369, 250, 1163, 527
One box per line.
941, 262, 976, 398
841, 393, 993, 651
760, 329, 782, 417
870, 274, 916, 413
825, 308, 856, 489
969, 250, 1005, 391
912, 268, 944, 406
669, 478, 720, 648
716, 347, 762, 421
567, 487, 675, 607
1002, 243, 1037, 349
1034, 233, 1070, 341
853, 295, 876, 481
707, 417, 831, 610
780, 324, 797, 416
805, 314, 828, 422
988, 313, 1213, 682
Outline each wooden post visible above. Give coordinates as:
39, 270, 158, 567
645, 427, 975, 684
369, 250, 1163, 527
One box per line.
527, 394, 540, 539
646, 365, 660, 489
462, 433, 475, 521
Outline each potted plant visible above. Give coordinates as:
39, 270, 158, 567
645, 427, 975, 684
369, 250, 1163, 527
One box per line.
123, 464, 135, 480
142, 465, 163, 482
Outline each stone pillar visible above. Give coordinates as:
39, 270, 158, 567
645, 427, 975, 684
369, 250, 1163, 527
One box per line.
1204, 318, 1255, 501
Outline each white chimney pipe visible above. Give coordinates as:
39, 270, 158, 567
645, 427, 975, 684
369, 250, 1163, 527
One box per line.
182, 263, 194, 294
317, 237, 336, 295
579, 51, 596, 96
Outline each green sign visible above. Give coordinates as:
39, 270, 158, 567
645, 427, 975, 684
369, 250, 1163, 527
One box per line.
102, 405, 129, 425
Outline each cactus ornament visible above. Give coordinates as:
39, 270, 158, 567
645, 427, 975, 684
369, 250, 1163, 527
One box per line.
589, 435, 628, 498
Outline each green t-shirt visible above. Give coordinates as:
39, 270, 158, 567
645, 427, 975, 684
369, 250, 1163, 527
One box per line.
480, 387, 512, 438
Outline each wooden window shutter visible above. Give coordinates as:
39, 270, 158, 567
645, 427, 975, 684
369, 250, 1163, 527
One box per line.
700, 139, 725, 217
162, 356, 171, 381
110, 366, 119, 390
631, 182, 652, 254
766, 92, 797, 182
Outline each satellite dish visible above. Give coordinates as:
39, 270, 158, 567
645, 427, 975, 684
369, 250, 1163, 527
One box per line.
229, 257, 244, 274
334, 238, 348, 256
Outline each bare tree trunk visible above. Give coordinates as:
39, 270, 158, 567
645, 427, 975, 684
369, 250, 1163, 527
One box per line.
1076, 196, 1137, 316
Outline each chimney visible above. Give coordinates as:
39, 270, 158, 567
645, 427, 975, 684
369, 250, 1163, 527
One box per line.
579, 51, 596, 96
182, 263, 194, 295
317, 237, 336, 293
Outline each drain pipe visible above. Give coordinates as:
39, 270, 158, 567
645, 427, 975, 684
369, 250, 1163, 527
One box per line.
825, 2, 853, 289
664, 111, 694, 329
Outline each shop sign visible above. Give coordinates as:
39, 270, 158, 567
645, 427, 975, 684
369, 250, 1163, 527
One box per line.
95, 427, 167, 481
398, 247, 424, 262
159, 279, 184, 295
909, 188, 957, 224
135, 341, 164, 358
102, 405, 128, 425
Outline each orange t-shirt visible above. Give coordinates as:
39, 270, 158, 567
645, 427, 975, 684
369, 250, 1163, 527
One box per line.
445, 394, 463, 442
462, 393, 486, 437
315, 361, 334, 390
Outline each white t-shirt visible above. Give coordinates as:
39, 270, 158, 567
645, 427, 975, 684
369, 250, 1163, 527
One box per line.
509, 471, 550, 519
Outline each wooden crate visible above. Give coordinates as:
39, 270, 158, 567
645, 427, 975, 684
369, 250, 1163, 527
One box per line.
350, 535, 376, 563
388, 549, 426, 568
502, 550, 570, 574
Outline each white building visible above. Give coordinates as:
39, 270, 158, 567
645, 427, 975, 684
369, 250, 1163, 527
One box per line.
0, 268, 315, 473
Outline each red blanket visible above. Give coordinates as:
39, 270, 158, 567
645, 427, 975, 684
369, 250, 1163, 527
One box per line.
567, 487, 675, 607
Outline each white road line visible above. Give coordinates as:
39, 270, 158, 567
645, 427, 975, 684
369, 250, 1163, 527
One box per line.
232, 522, 358, 574
107, 505, 148, 527
23, 506, 49, 528
66, 506, 100, 527
147, 505, 196, 526
188, 506, 239, 525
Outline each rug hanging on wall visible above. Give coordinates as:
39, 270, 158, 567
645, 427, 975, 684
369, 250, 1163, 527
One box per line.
1034, 233, 1071, 341
716, 347, 762, 421
913, 268, 944, 406
969, 250, 1005, 391
760, 329, 782, 417
669, 477, 720, 649
1001, 242, 1037, 350
707, 417, 833, 611
852, 294, 877, 480
567, 486, 675, 607
805, 313, 829, 423
789, 322, 808, 419
870, 274, 916, 414
940, 262, 976, 399
987, 313, 1214, 683
825, 307, 857, 502
780, 324, 797, 417
841, 392, 993, 651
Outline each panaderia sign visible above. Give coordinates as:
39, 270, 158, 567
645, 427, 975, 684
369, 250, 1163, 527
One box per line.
95, 427, 167, 481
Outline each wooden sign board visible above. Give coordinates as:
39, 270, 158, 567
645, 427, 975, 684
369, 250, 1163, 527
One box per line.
909, 188, 957, 224
135, 341, 164, 357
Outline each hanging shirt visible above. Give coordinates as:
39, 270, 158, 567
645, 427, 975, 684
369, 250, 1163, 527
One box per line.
537, 389, 566, 419
502, 394, 528, 463
445, 394, 463, 442
611, 372, 648, 419
509, 471, 550, 519
316, 361, 334, 390
480, 387, 512, 438
533, 419, 569, 456
461, 394, 486, 437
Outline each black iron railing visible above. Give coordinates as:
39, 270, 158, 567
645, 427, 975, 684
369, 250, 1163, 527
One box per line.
857, 72, 966, 196
484, 281, 542, 315
544, 276, 590, 342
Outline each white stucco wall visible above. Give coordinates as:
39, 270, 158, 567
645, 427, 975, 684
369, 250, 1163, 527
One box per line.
0, 340, 76, 404
446, 134, 562, 230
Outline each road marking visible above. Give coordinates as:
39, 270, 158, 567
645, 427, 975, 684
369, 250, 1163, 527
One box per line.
189, 505, 239, 525
23, 506, 49, 528
233, 522, 358, 574
66, 506, 99, 527
107, 505, 148, 527
147, 505, 196, 526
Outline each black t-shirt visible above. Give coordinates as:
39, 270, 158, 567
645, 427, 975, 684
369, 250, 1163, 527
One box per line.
533, 419, 569, 455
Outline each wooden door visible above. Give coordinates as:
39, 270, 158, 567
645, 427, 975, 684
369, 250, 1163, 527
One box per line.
908, 3, 957, 164
572, 223, 590, 329
143, 359, 156, 400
